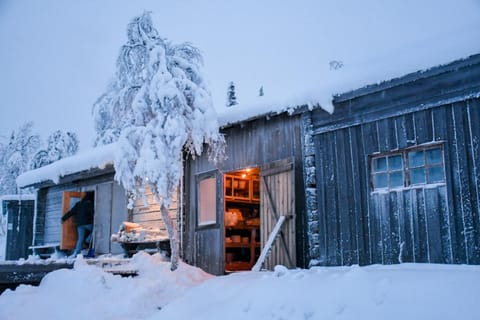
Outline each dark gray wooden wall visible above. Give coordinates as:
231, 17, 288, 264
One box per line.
183, 113, 308, 273
4, 200, 35, 260
309, 54, 480, 266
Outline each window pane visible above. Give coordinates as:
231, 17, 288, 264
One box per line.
198, 177, 216, 226
373, 173, 388, 189
427, 166, 444, 183
388, 155, 403, 170
410, 168, 426, 185
390, 171, 404, 187
373, 157, 387, 172
409, 151, 424, 167
426, 148, 442, 165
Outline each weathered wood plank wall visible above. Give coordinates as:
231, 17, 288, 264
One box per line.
308, 54, 480, 266
261, 161, 296, 269
311, 99, 480, 266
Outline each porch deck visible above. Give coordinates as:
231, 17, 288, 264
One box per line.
0, 258, 140, 294
0, 262, 73, 293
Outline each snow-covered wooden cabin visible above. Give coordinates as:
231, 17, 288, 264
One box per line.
16, 143, 177, 257
182, 53, 480, 275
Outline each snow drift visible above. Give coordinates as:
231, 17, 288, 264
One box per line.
1, 255, 478, 320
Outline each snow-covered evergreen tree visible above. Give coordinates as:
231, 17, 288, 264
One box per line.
226, 81, 238, 107
0, 122, 41, 195
94, 12, 225, 270
30, 130, 79, 169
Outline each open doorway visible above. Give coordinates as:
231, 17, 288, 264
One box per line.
60, 191, 95, 256
224, 167, 260, 272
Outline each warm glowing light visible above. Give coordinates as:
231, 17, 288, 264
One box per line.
246, 168, 251, 172
241, 174, 247, 178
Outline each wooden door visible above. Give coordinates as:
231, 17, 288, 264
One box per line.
61, 191, 85, 250
194, 171, 224, 275
5, 201, 34, 260
260, 159, 296, 270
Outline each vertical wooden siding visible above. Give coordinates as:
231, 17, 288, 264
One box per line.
261, 162, 296, 269
313, 99, 480, 265
42, 186, 65, 244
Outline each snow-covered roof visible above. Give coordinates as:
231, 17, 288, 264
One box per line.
16, 143, 117, 188
217, 52, 480, 126
216, 90, 332, 127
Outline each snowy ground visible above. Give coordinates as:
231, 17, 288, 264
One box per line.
0, 253, 478, 320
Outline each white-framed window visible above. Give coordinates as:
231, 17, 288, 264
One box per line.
197, 176, 217, 226
371, 145, 445, 191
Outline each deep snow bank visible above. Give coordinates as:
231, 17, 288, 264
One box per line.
0, 252, 212, 320
1, 258, 479, 320
154, 264, 480, 320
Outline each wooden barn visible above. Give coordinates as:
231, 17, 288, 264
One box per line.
182, 53, 480, 274
17, 143, 177, 258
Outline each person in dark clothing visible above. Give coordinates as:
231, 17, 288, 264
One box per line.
61, 192, 94, 257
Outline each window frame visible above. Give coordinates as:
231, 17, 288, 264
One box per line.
196, 171, 220, 228
370, 144, 445, 192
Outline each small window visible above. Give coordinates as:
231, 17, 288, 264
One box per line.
198, 176, 217, 226
371, 154, 404, 189
408, 147, 445, 185
371, 145, 445, 191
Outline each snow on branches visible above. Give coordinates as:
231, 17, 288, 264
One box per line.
30, 130, 79, 169
0, 122, 41, 195
93, 12, 225, 270
94, 11, 224, 205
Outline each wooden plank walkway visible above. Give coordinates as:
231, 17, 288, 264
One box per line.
0, 258, 139, 293
0, 262, 73, 293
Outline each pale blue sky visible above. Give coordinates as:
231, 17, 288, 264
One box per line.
1, 0, 479, 149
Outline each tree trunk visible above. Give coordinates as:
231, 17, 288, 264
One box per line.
160, 204, 179, 271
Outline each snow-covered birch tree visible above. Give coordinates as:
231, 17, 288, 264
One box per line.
0, 122, 41, 195
93, 12, 225, 270
31, 130, 79, 169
